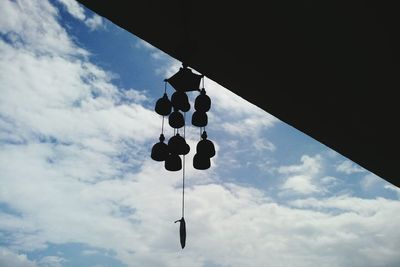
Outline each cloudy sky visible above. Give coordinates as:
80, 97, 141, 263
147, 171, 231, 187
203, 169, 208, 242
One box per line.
1, 1, 400, 267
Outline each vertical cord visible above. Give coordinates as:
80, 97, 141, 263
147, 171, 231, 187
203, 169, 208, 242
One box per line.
161, 116, 165, 134
203, 76, 206, 134
161, 81, 167, 135
183, 113, 186, 138
182, 151, 185, 218
203, 77, 207, 135
182, 112, 186, 218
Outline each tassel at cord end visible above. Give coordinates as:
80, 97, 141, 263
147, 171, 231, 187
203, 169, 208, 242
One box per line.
175, 217, 186, 249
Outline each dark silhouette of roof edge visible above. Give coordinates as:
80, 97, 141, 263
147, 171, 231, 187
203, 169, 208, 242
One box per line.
77, 1, 400, 188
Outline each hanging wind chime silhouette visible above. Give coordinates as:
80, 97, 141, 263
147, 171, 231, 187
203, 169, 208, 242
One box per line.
151, 63, 215, 249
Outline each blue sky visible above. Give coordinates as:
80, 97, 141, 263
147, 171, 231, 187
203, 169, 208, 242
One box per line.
0, 1, 400, 267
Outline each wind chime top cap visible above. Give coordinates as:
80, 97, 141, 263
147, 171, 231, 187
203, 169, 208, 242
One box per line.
159, 134, 165, 142
165, 64, 203, 92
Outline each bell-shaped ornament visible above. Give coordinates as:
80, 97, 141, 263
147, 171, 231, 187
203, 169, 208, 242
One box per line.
196, 131, 215, 158
193, 153, 211, 170
191, 111, 208, 127
165, 153, 182, 171
151, 134, 169, 161
194, 89, 211, 112
171, 91, 190, 112
169, 108, 185, 128
168, 133, 190, 155
197, 140, 216, 158
155, 93, 172, 116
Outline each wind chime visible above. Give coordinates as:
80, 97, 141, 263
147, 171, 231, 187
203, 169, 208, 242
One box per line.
151, 63, 215, 249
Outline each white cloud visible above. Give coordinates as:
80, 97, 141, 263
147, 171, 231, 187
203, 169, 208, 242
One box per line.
0, 0, 87, 56
336, 160, 366, 174
38, 256, 66, 267
56, 0, 86, 20
0, 0, 161, 261
3, 167, 400, 267
135, 39, 179, 77
204, 78, 278, 137
84, 14, 104, 31
384, 184, 400, 199
81, 249, 99, 256
56, 0, 104, 30
282, 175, 319, 194
279, 155, 328, 195
321, 176, 337, 185
0, 248, 37, 267
361, 173, 380, 190
0, 28, 159, 146
123, 89, 150, 103
279, 155, 322, 175
253, 138, 276, 152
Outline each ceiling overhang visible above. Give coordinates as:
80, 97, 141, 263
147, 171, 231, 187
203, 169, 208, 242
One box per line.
77, 1, 400, 187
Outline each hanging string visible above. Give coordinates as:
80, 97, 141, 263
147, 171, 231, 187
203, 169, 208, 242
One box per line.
183, 113, 186, 138
161, 116, 165, 135
202, 77, 207, 136
182, 154, 185, 217
182, 112, 186, 218
161, 81, 167, 135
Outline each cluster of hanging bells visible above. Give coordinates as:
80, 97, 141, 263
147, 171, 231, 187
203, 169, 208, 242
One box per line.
151, 65, 215, 171
150, 64, 215, 250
